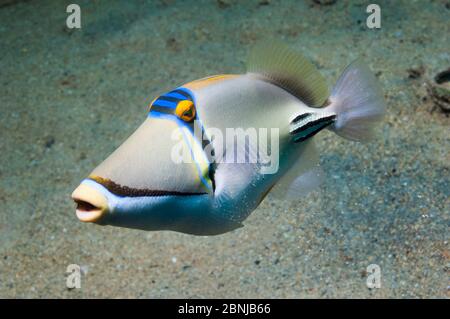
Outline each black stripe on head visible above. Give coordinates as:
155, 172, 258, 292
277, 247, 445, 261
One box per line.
171, 89, 192, 100
157, 96, 182, 103
290, 114, 337, 143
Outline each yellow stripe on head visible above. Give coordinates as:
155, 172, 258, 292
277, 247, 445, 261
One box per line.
183, 74, 238, 90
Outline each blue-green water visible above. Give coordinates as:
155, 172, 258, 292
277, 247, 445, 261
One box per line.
0, 0, 448, 298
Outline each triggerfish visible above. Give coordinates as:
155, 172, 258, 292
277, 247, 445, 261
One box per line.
72, 42, 385, 235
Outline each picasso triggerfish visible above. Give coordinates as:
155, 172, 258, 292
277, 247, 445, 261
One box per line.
72, 42, 385, 235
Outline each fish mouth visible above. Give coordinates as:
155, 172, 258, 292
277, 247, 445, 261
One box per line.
72, 183, 108, 222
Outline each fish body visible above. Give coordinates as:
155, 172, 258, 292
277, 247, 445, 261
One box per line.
72, 42, 385, 235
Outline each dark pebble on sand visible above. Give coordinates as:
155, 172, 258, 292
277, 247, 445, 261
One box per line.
258, 0, 271, 6
313, 0, 337, 6
427, 69, 450, 113
78, 152, 87, 161
407, 66, 425, 79
217, 0, 231, 9
166, 37, 182, 52
434, 68, 450, 84
44, 136, 55, 149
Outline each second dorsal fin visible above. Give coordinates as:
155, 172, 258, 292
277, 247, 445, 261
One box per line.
247, 41, 329, 107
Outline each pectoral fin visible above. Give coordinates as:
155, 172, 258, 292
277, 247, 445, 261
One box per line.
269, 139, 325, 200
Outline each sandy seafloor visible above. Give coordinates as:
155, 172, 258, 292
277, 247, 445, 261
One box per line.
0, 0, 449, 298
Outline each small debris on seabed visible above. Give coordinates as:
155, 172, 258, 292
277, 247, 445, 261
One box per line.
427, 68, 450, 114
434, 68, 450, 84
44, 136, 55, 149
217, 0, 231, 9
312, 0, 337, 5
166, 37, 182, 52
78, 152, 87, 161
407, 66, 425, 79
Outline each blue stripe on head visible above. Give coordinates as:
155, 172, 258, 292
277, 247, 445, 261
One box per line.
148, 110, 186, 127
149, 87, 194, 110
152, 99, 177, 108
148, 110, 198, 137
148, 87, 198, 132
165, 92, 189, 100
174, 87, 194, 100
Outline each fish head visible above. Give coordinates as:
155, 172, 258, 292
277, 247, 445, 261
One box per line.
71, 88, 218, 233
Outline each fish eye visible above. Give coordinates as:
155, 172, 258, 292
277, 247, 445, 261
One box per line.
175, 100, 196, 122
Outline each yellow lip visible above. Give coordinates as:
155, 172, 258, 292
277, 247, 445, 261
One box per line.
71, 183, 108, 222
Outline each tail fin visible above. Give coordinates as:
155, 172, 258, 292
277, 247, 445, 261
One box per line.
327, 60, 386, 141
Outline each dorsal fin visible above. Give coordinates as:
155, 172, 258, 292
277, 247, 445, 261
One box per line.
247, 41, 329, 107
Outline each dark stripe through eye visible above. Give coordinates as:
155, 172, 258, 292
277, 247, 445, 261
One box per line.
156, 96, 180, 103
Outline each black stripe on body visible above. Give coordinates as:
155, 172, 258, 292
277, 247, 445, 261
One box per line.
293, 122, 332, 143
291, 113, 312, 123
290, 114, 336, 143
290, 114, 336, 136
